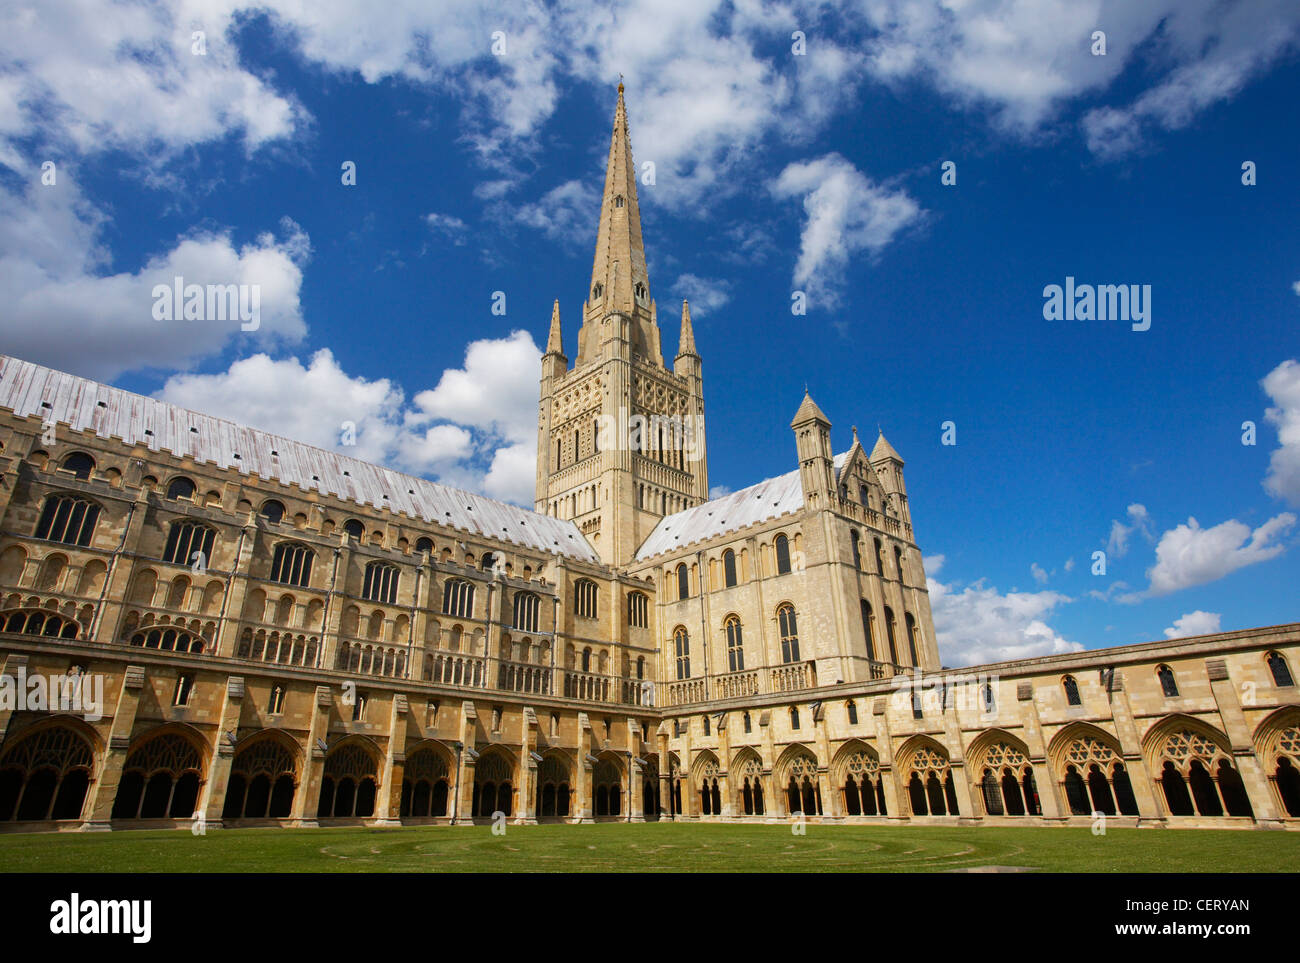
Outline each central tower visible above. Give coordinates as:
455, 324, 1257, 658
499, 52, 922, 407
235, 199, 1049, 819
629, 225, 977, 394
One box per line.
536, 84, 709, 567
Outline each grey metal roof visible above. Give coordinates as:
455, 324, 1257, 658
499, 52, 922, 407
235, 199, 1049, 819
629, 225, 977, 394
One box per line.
634, 451, 849, 560
0, 355, 600, 564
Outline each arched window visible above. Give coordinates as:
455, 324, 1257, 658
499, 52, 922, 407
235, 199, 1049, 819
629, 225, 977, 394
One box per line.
592, 283, 603, 300
860, 600, 876, 661
895, 547, 906, 583
574, 578, 598, 619
58, 452, 95, 480
110, 733, 203, 820
260, 500, 286, 524
270, 542, 314, 588
362, 562, 399, 604
614, 195, 624, 208
981, 683, 996, 713
316, 743, 379, 818
847, 700, 858, 725
725, 616, 744, 672
1063, 675, 1082, 706
130, 627, 204, 653
775, 534, 791, 574
905, 612, 920, 666
442, 578, 474, 618
675, 563, 689, 600
723, 549, 737, 588
850, 530, 861, 570
342, 519, 364, 540
626, 591, 648, 629
415, 537, 434, 556
673, 626, 690, 680
163, 521, 215, 568
1157, 664, 1179, 698
1267, 651, 1294, 687
702, 715, 711, 736
790, 707, 800, 729
0, 608, 79, 639
165, 476, 196, 500
34, 494, 100, 547
884, 606, 899, 664
777, 603, 800, 663
0, 724, 94, 821
513, 591, 540, 633
873, 537, 884, 574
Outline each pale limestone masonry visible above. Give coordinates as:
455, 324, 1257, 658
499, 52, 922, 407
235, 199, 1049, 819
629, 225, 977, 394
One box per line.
0, 86, 1295, 833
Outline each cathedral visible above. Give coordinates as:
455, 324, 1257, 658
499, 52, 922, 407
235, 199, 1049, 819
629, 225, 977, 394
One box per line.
0, 86, 1296, 833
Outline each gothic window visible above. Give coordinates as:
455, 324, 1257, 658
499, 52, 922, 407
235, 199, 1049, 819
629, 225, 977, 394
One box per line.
703, 715, 711, 736
1062, 675, 1082, 706
627, 590, 648, 628
223, 738, 297, 820
0, 725, 95, 821
847, 700, 858, 725
110, 733, 203, 820
981, 683, 996, 714
352, 692, 368, 722
884, 606, 899, 664
270, 542, 314, 588
514, 591, 540, 633
778, 603, 800, 663
725, 615, 744, 672
362, 562, 399, 605
790, 706, 800, 729
784, 754, 821, 815
172, 675, 193, 706
1155, 728, 1251, 818
775, 534, 791, 574
723, 549, 737, 587
342, 519, 364, 540
840, 749, 882, 816
634, 282, 646, 300
859, 484, 870, 507
676, 563, 689, 600
895, 547, 906, 583
415, 537, 434, 556
850, 530, 861, 569
905, 612, 920, 666
1061, 736, 1138, 816
906, 745, 957, 817
614, 195, 624, 208
260, 500, 286, 524
743, 711, 752, 733
674, 626, 690, 680
592, 283, 603, 300
268, 684, 286, 714
163, 520, 215, 568
574, 578, 598, 619
860, 600, 876, 661
873, 537, 884, 574
442, 578, 474, 617
1157, 664, 1179, 698
317, 743, 379, 819
59, 452, 95, 480
1267, 651, 1294, 687
34, 494, 100, 547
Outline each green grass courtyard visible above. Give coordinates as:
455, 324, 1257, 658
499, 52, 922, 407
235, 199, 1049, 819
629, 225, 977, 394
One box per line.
1, 822, 1297, 873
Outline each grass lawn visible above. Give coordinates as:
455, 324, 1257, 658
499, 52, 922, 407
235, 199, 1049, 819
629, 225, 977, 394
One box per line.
1, 822, 1297, 872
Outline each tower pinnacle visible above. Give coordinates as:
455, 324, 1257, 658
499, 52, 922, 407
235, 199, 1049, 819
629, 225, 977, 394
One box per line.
545, 300, 564, 357
577, 83, 660, 367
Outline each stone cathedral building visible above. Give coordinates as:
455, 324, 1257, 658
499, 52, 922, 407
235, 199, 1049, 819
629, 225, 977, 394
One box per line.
0, 86, 1297, 835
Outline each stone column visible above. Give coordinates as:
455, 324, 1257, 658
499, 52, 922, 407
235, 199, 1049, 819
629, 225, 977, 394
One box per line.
872, 696, 907, 820
1015, 681, 1065, 821
373, 694, 408, 826
81, 664, 147, 830
291, 685, 335, 828
199, 676, 245, 829
517, 707, 539, 825
452, 701, 478, 824
1107, 670, 1166, 823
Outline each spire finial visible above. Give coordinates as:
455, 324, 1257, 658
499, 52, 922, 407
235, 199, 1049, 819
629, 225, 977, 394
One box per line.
545, 299, 564, 357
676, 299, 697, 358
852, 425, 859, 444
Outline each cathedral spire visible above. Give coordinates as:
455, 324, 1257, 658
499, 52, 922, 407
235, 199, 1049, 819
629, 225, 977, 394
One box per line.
677, 300, 697, 358
577, 83, 659, 367
545, 299, 564, 357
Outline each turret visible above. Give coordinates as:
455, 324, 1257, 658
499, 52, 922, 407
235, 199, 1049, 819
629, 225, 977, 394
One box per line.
791, 391, 835, 508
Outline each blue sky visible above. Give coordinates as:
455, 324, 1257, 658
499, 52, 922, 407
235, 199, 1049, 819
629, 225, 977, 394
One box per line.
1, 1, 1297, 666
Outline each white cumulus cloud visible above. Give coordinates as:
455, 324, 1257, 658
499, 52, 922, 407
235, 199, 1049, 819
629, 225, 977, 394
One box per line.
1124, 513, 1296, 600
927, 569, 1081, 666
1164, 610, 1222, 639
1263, 358, 1300, 506
770, 154, 923, 309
